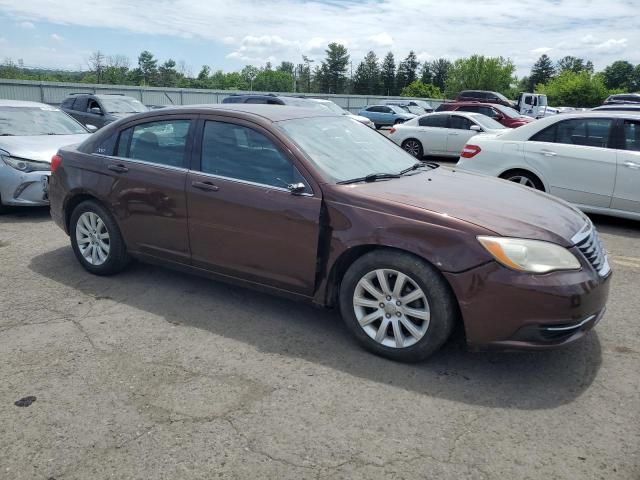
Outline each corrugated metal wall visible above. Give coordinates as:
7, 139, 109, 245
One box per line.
0, 79, 446, 112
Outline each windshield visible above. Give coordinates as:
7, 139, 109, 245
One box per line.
0, 106, 87, 136
278, 116, 416, 183
99, 97, 147, 113
316, 101, 348, 115
389, 105, 408, 114
407, 106, 424, 115
495, 105, 526, 118
472, 115, 507, 130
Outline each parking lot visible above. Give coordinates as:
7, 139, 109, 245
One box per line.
0, 201, 638, 480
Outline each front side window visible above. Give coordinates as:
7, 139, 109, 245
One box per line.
449, 115, 473, 130
478, 106, 497, 118
72, 97, 88, 112
116, 119, 191, 167
201, 121, 299, 188
0, 106, 87, 136
623, 120, 640, 152
457, 106, 480, 114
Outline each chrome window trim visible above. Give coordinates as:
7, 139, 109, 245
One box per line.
91, 153, 189, 173
191, 170, 314, 197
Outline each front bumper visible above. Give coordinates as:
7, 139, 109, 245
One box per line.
444, 254, 611, 350
0, 164, 50, 206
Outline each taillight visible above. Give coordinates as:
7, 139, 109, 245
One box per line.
461, 145, 481, 158
389, 127, 396, 134
51, 154, 63, 173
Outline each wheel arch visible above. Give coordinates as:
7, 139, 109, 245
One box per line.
64, 191, 109, 233
498, 167, 547, 191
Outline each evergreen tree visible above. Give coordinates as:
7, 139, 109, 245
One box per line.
430, 58, 451, 91
529, 54, 555, 90
323, 43, 350, 93
420, 62, 432, 84
557, 56, 589, 74
380, 52, 396, 96
137, 50, 158, 85
352, 51, 380, 95
395, 61, 409, 95
403, 51, 419, 85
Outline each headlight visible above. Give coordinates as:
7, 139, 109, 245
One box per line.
1, 155, 51, 173
477, 236, 580, 273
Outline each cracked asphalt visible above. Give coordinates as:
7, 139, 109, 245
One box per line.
1, 207, 639, 480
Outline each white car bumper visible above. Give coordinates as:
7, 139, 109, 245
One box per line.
0, 164, 50, 206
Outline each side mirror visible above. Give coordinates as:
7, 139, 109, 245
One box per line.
470, 125, 482, 132
85, 124, 98, 133
89, 107, 102, 115
287, 182, 307, 195
494, 114, 504, 121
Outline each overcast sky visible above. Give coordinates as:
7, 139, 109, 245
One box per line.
0, 0, 637, 77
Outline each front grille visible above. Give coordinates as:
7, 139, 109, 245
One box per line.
572, 223, 610, 277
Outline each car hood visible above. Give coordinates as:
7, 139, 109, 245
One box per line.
0, 134, 90, 162
341, 167, 588, 246
348, 114, 373, 123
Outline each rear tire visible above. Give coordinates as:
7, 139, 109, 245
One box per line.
499, 169, 544, 190
339, 250, 456, 362
401, 139, 424, 159
374, 123, 381, 130
70, 200, 130, 275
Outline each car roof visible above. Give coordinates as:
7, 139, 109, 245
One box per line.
130, 104, 339, 122
0, 99, 56, 108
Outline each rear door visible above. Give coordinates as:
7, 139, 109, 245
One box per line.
524, 117, 617, 207
446, 115, 479, 155
612, 119, 640, 214
416, 115, 449, 155
103, 116, 195, 263
186, 117, 322, 295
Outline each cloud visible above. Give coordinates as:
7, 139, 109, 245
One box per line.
367, 32, 393, 47
594, 38, 627, 52
530, 47, 552, 55
50, 33, 62, 41
0, 0, 638, 74
416, 51, 433, 62
19, 21, 35, 29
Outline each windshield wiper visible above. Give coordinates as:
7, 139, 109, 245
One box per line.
337, 173, 401, 185
399, 162, 439, 175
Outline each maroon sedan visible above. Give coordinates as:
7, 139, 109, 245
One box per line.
49, 105, 610, 362
437, 102, 533, 128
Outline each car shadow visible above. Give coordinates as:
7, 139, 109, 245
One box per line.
29, 246, 602, 410
1, 206, 52, 223
589, 213, 640, 238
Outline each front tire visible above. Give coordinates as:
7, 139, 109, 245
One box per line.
401, 139, 424, 158
70, 200, 130, 275
339, 250, 456, 362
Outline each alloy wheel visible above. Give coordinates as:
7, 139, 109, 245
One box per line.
353, 269, 430, 348
403, 140, 421, 157
506, 175, 536, 188
75, 211, 110, 266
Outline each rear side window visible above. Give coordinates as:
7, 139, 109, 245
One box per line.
478, 106, 497, 118
61, 97, 75, 109
72, 97, 88, 112
116, 119, 192, 167
419, 115, 448, 127
623, 120, 640, 152
200, 121, 301, 188
530, 119, 613, 148
457, 105, 480, 114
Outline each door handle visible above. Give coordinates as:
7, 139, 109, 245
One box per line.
541, 150, 557, 157
191, 181, 219, 192
107, 164, 129, 173
449, 132, 459, 136
623, 161, 640, 169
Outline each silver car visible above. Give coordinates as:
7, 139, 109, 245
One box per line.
0, 100, 91, 212
307, 98, 376, 128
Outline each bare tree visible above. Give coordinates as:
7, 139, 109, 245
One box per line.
87, 50, 106, 83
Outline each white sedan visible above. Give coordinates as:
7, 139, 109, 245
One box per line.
388, 112, 509, 158
456, 112, 640, 220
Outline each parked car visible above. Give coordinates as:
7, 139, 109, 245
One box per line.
455, 90, 514, 108
592, 104, 640, 113
456, 112, 640, 220
436, 102, 533, 128
388, 112, 508, 158
50, 105, 610, 361
603, 93, 640, 105
0, 100, 91, 212
385, 100, 434, 114
61, 93, 148, 129
358, 105, 416, 129
222, 94, 324, 108
306, 98, 375, 128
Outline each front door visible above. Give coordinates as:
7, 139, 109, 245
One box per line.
186, 118, 322, 295
445, 114, 478, 155
613, 119, 640, 214
103, 117, 194, 263
524, 117, 617, 208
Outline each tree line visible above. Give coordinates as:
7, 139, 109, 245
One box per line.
1, 44, 639, 107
